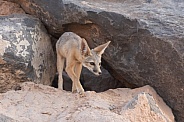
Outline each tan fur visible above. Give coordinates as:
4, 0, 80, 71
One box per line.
56, 32, 110, 97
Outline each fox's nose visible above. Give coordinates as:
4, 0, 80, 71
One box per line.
93, 69, 101, 75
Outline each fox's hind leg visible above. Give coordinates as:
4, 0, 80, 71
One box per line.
57, 53, 65, 90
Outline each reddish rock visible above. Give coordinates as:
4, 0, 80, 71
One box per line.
0, 0, 25, 15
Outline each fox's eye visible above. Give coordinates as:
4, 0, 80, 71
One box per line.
99, 62, 101, 66
90, 62, 95, 65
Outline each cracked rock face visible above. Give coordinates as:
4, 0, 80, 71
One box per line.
0, 14, 56, 93
0, 82, 174, 122
12, 0, 184, 121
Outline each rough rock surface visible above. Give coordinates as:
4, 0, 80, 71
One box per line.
0, 14, 56, 93
0, 114, 17, 122
80, 67, 124, 92
52, 67, 124, 92
14, 0, 184, 121
0, 82, 174, 122
0, 0, 25, 16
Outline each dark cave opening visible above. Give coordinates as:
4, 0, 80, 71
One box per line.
51, 67, 126, 93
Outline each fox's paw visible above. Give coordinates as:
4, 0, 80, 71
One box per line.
79, 92, 86, 97
72, 86, 77, 93
58, 84, 63, 90
76, 87, 85, 97
72, 89, 77, 93
58, 87, 63, 90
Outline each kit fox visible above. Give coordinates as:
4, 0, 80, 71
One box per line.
56, 32, 110, 97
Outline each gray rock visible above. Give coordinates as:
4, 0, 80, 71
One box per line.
0, 14, 56, 93
14, 0, 183, 121
121, 92, 173, 122
80, 67, 125, 92
0, 114, 18, 122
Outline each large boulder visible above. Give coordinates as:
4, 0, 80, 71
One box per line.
0, 14, 56, 93
0, 82, 175, 122
14, 0, 183, 121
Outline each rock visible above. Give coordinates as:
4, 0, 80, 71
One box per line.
52, 72, 72, 91
0, 0, 25, 16
0, 14, 56, 93
0, 114, 18, 122
52, 67, 124, 92
0, 82, 175, 122
122, 92, 173, 122
13, 0, 184, 121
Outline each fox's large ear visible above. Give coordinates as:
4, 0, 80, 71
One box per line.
93, 41, 111, 55
81, 38, 92, 56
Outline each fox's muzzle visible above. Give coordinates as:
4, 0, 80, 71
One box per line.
93, 67, 102, 75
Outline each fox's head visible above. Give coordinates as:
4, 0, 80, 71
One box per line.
81, 39, 111, 76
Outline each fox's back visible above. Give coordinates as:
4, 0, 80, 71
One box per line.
56, 32, 82, 57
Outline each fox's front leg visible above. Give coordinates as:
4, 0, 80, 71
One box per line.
72, 81, 77, 93
66, 69, 84, 97
65, 61, 85, 97
74, 62, 85, 97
